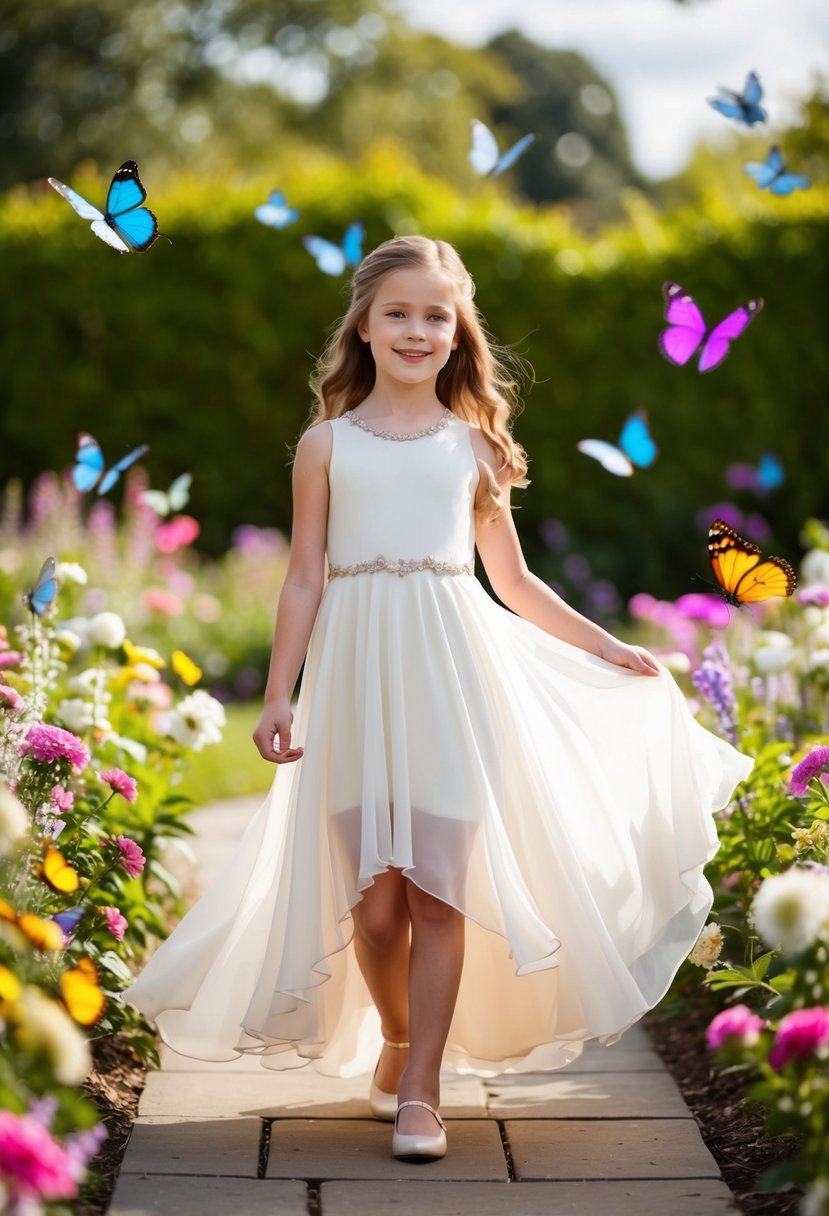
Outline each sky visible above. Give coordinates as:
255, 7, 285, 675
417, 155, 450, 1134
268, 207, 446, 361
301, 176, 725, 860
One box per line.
398, 0, 829, 178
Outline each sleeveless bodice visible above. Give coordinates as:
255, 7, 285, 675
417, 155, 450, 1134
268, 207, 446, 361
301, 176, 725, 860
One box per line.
326, 411, 480, 577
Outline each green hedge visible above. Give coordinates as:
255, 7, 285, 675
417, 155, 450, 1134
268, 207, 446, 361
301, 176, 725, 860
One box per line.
2, 148, 827, 601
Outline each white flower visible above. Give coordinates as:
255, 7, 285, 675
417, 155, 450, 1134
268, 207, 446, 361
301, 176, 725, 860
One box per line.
161, 689, 226, 752
801, 550, 829, 587
751, 868, 829, 955
55, 561, 88, 586
807, 649, 829, 673
17, 985, 91, 1084
54, 627, 83, 654
57, 698, 111, 733
801, 1177, 829, 1216
688, 921, 723, 969
86, 612, 126, 649
752, 631, 795, 675
0, 783, 28, 857
659, 652, 691, 675
67, 668, 105, 696
812, 621, 829, 648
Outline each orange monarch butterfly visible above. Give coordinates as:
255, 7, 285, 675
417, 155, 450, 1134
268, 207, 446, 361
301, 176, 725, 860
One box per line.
36, 845, 80, 894
708, 519, 796, 607
59, 956, 106, 1026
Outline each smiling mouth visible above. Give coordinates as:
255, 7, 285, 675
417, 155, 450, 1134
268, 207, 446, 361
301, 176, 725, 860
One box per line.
395, 350, 431, 360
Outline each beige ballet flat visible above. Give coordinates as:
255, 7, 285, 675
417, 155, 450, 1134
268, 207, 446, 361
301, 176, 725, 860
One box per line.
392, 1099, 447, 1161
369, 1038, 409, 1122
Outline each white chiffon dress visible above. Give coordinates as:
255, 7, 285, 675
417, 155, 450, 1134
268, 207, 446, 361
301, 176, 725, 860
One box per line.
125, 407, 754, 1076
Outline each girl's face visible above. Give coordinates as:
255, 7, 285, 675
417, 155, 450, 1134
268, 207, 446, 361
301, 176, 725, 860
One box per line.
358, 267, 459, 390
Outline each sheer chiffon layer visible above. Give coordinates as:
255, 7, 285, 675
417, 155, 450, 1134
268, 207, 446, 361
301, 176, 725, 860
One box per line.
126, 569, 753, 1075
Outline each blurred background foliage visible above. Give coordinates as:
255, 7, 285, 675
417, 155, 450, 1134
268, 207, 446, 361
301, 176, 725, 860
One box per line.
1, 0, 827, 606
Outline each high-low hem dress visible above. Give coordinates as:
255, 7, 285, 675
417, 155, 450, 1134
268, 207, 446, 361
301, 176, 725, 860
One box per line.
125, 408, 754, 1077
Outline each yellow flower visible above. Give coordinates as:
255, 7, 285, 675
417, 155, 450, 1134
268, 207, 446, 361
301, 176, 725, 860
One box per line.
172, 650, 202, 686
16, 985, 91, 1083
123, 640, 166, 670
0, 964, 21, 1004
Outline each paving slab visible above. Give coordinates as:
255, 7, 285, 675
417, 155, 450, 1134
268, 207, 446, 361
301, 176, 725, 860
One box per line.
486, 1069, 687, 1118
559, 1045, 664, 1072
318, 1178, 738, 1215
158, 1044, 266, 1072
265, 1118, 507, 1181
139, 1069, 486, 1119
109, 1175, 307, 1215
506, 1118, 722, 1180
119, 1117, 261, 1177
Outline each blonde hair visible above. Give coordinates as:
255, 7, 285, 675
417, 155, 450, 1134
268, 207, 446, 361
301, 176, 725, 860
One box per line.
306, 235, 530, 522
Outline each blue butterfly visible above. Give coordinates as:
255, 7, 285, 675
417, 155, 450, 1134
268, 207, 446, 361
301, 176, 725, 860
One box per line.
577, 411, 658, 477
254, 190, 299, 229
23, 557, 58, 616
744, 146, 810, 196
302, 222, 365, 276
469, 119, 535, 178
726, 452, 785, 495
72, 433, 149, 495
707, 71, 767, 126
52, 908, 85, 938
48, 160, 159, 253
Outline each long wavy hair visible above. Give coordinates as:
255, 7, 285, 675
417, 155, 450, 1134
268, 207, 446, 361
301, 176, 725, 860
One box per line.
306, 236, 531, 522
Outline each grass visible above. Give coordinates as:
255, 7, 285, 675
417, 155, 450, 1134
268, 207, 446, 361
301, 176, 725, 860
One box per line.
177, 701, 275, 806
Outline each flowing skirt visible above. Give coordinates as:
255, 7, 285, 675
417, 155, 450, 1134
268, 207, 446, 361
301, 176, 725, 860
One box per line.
125, 572, 753, 1075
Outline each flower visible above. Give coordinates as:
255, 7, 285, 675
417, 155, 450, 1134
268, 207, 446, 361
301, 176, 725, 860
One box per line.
752, 631, 796, 675
790, 746, 829, 797
98, 768, 138, 803
123, 640, 165, 669
0, 651, 23, 670
142, 587, 184, 616
85, 611, 126, 649
0, 784, 29, 857
692, 641, 738, 745
114, 835, 145, 878
20, 723, 90, 773
172, 649, 202, 686
155, 514, 200, 554
768, 1007, 829, 1071
674, 593, 730, 629
807, 649, 829, 674
799, 585, 829, 607
705, 1003, 765, 1051
50, 786, 74, 813
160, 689, 225, 751
57, 698, 112, 734
54, 627, 83, 654
688, 922, 723, 969
16, 986, 91, 1084
751, 867, 829, 954
102, 906, 128, 941
0, 1109, 78, 1201
0, 683, 22, 711
63, 1122, 108, 1178
802, 550, 829, 587
55, 561, 87, 586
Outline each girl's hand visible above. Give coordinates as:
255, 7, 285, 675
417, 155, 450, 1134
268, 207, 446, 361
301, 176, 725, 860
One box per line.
598, 638, 661, 676
252, 700, 304, 764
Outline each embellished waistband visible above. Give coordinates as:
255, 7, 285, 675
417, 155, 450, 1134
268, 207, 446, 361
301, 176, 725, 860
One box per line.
327, 554, 474, 579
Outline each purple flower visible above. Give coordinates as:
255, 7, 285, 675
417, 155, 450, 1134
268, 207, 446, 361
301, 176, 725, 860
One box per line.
790, 746, 829, 797
768, 1007, 829, 1071
113, 835, 145, 878
19, 724, 90, 773
97, 768, 138, 804
799, 585, 829, 607
692, 641, 739, 745
706, 1004, 765, 1051
63, 1122, 108, 1178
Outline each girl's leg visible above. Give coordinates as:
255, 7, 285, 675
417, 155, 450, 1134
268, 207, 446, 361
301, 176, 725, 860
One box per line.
351, 868, 411, 1093
396, 881, 465, 1135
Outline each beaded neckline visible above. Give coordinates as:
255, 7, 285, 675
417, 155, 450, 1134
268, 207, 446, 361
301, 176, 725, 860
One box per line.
344, 408, 452, 441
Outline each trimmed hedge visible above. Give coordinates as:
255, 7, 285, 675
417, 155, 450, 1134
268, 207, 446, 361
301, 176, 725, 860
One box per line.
2, 148, 827, 601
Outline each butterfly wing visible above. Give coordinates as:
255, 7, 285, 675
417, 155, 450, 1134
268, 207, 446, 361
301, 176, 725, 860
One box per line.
469, 119, 500, 175
47, 178, 104, 222
303, 236, 347, 276
24, 557, 58, 616
618, 410, 658, 470
707, 96, 745, 121
59, 957, 106, 1026
697, 298, 763, 373
342, 221, 365, 268
744, 146, 782, 190
39, 845, 80, 894
105, 161, 158, 252
493, 133, 536, 178
742, 70, 764, 109
97, 444, 149, 495
769, 172, 811, 196
255, 190, 299, 228
140, 489, 171, 515
658, 282, 707, 365
756, 452, 785, 493
17, 914, 64, 952
732, 557, 797, 603
708, 518, 795, 606
52, 907, 85, 938
576, 440, 634, 478
72, 433, 106, 492
167, 472, 192, 512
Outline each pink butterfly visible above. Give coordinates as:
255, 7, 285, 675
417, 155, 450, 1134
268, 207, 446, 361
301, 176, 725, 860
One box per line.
658, 282, 763, 373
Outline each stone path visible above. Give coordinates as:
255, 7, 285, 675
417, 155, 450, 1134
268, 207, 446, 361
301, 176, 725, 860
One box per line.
110, 797, 740, 1215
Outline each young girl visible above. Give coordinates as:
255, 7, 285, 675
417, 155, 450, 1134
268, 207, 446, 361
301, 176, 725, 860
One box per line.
126, 236, 753, 1161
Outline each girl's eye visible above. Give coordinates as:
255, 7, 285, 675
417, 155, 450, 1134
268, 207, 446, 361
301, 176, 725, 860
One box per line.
386, 311, 405, 318
429, 314, 447, 322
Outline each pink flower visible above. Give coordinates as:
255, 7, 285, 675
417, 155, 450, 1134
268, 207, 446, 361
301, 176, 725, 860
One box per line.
98, 768, 138, 803
114, 834, 145, 878
0, 651, 23, 670
798, 585, 829, 607
51, 785, 74, 812
0, 683, 23, 710
20, 723, 90, 773
790, 746, 829, 797
705, 1004, 765, 1051
103, 906, 128, 941
142, 587, 184, 616
674, 593, 730, 630
155, 514, 200, 554
768, 1007, 829, 1071
0, 1109, 78, 1200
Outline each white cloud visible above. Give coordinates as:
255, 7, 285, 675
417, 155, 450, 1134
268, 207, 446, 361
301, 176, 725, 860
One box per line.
398, 0, 829, 177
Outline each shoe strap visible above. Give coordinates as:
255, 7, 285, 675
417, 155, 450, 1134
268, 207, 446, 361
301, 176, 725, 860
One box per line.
395, 1099, 445, 1130
383, 1038, 410, 1049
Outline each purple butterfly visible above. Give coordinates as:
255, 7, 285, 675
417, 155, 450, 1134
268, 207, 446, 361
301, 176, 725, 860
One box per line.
658, 282, 763, 373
